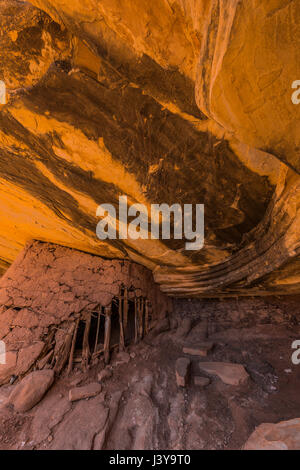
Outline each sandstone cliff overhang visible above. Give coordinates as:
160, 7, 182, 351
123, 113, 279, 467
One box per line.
0, 0, 298, 297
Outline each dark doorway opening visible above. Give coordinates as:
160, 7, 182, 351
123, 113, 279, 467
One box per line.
75, 319, 85, 353
124, 299, 136, 345
72, 292, 148, 364
74, 311, 104, 356
89, 311, 104, 353
110, 299, 120, 348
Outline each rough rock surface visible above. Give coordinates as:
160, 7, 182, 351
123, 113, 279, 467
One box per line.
49, 397, 109, 450
244, 418, 300, 450
0, 0, 298, 297
1, 301, 300, 450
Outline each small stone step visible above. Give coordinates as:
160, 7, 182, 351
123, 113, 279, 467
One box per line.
69, 382, 102, 402
183, 341, 214, 357
175, 357, 191, 387
198, 362, 249, 386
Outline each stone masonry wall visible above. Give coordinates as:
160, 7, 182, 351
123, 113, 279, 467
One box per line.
0, 240, 172, 384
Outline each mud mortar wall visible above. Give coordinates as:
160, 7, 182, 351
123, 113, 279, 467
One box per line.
0, 240, 172, 385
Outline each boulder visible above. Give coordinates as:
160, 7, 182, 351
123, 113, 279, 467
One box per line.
244, 418, 300, 450
8, 369, 54, 412
198, 362, 249, 386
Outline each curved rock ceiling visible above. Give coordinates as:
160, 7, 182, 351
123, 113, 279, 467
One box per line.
0, 0, 299, 297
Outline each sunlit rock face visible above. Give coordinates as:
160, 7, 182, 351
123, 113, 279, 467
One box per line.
0, 0, 299, 297
195, 0, 300, 173
0, 0, 71, 89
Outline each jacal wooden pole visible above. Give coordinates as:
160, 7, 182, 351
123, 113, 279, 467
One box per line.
119, 294, 125, 352
104, 306, 112, 364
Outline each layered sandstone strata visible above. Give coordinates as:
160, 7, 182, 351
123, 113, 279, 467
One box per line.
0, 1, 298, 296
